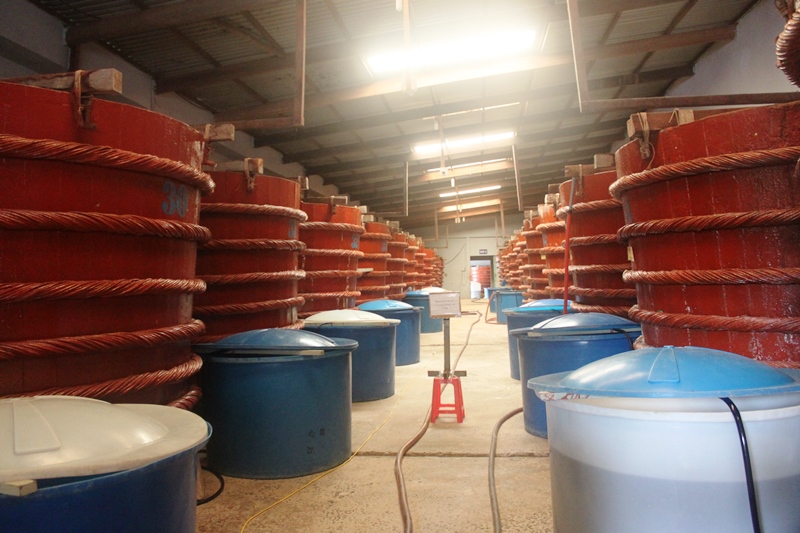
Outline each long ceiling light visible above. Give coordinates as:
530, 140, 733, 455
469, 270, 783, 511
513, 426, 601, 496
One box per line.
439, 185, 502, 198
367, 30, 537, 74
426, 158, 508, 174
414, 131, 515, 155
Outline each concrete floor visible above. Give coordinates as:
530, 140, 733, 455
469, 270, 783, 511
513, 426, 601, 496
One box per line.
196, 299, 554, 532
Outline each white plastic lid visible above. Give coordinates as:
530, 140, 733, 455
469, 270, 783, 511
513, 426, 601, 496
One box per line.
304, 309, 400, 327
0, 396, 209, 483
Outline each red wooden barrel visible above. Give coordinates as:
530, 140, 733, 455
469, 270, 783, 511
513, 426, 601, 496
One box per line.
0, 80, 213, 406
405, 236, 422, 290
195, 171, 305, 340
613, 102, 800, 366
536, 220, 567, 297
298, 202, 364, 317
557, 171, 636, 317
386, 228, 408, 300
357, 221, 392, 304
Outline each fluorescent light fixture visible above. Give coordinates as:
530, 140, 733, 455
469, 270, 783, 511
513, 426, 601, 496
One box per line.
367, 30, 537, 74
414, 131, 515, 155
439, 185, 502, 198
426, 158, 508, 174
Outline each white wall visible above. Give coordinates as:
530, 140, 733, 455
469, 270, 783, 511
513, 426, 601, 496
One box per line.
411, 211, 525, 297
668, 0, 795, 96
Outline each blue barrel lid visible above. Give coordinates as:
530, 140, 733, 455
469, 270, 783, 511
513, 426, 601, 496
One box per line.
359, 299, 413, 311
505, 298, 571, 314
406, 287, 447, 296
528, 346, 800, 398
511, 312, 640, 338
194, 328, 358, 356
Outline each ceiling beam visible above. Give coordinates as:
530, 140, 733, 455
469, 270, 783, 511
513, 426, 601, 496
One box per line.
66, 0, 281, 46
214, 25, 725, 124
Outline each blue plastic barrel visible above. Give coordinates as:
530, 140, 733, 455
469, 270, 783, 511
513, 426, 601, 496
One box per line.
358, 300, 421, 366
196, 329, 357, 478
304, 310, 399, 401
510, 313, 640, 437
504, 299, 573, 380
0, 397, 209, 533
404, 287, 447, 333
484, 287, 504, 312
496, 291, 524, 324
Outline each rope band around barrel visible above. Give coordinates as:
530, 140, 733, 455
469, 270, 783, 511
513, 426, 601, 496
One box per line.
0, 355, 203, 401
0, 133, 215, 195
193, 296, 304, 316
568, 263, 630, 274
359, 285, 391, 293
301, 248, 364, 258
618, 208, 800, 240
388, 241, 410, 248
361, 232, 393, 241
777, 10, 800, 86
300, 291, 361, 300
570, 303, 632, 317
568, 286, 638, 299
199, 238, 305, 251
0, 209, 212, 242
168, 385, 202, 410
201, 203, 307, 221
361, 252, 392, 260
0, 319, 205, 361
535, 221, 566, 233
362, 270, 391, 277
628, 305, 800, 333
199, 270, 305, 285
303, 270, 361, 279
556, 199, 622, 220
609, 145, 800, 199
569, 234, 622, 247
0, 278, 206, 303
623, 267, 800, 286
537, 246, 566, 255
299, 221, 365, 234
520, 230, 542, 237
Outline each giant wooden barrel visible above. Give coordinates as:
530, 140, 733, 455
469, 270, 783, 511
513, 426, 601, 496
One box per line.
613, 103, 800, 366
0, 80, 213, 406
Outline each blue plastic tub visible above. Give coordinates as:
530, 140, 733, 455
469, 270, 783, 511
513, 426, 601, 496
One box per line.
404, 288, 446, 333
511, 313, 640, 437
496, 291, 524, 324
504, 299, 572, 380
197, 329, 357, 478
0, 397, 209, 533
359, 300, 421, 366
304, 310, 399, 401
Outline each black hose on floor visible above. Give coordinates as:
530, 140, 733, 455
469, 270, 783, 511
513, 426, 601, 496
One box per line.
394, 310, 482, 532
197, 466, 225, 506
720, 397, 762, 533
488, 407, 524, 533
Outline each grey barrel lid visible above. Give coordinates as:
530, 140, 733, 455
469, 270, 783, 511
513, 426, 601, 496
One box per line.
511, 312, 640, 338
195, 328, 358, 356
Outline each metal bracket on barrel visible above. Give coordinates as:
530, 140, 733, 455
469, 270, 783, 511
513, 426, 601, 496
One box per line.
1, 68, 123, 130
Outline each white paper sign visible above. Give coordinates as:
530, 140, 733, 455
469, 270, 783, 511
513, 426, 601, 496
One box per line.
428, 291, 461, 318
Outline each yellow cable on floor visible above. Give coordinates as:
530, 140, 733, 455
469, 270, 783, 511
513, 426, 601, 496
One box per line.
239, 374, 420, 533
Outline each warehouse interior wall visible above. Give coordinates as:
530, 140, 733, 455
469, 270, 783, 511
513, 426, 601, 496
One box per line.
0, 0, 791, 291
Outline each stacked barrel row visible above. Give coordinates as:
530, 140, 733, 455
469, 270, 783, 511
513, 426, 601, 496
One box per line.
297, 201, 364, 318
556, 170, 637, 317
386, 227, 409, 299
0, 80, 211, 408
356, 221, 393, 304
536, 204, 568, 299
521, 215, 550, 299
405, 237, 423, 290
195, 171, 306, 340
612, 102, 800, 367
430, 256, 444, 286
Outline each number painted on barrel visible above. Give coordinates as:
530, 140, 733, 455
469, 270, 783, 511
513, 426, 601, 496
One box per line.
162, 181, 189, 217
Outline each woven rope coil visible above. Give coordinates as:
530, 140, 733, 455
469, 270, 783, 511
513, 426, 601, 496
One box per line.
623, 267, 800, 286
629, 305, 800, 333
0, 320, 205, 361
361, 232, 393, 241
569, 234, 622, 247
568, 286, 638, 299
556, 199, 622, 220
299, 221, 365, 234
609, 145, 800, 199
193, 295, 305, 316
0, 208, 212, 242
201, 203, 307, 221
301, 248, 364, 258
199, 238, 306, 251
0, 355, 204, 400
0, 133, 215, 195
0, 278, 206, 303
618, 208, 800, 240
300, 291, 361, 300
199, 270, 306, 285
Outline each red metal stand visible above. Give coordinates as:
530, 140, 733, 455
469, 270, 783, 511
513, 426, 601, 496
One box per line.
431, 375, 465, 423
